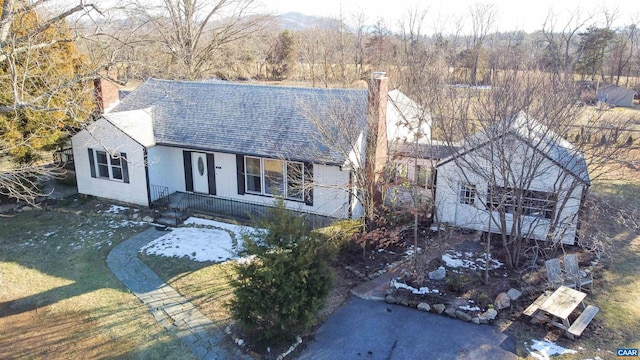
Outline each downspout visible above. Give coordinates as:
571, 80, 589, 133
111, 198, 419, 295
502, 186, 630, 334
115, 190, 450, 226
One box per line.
144, 148, 152, 208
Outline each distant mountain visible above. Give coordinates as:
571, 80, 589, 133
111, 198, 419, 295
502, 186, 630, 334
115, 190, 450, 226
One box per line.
275, 12, 343, 31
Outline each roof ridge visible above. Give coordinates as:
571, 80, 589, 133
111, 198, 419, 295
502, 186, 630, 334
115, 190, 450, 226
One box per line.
143, 77, 368, 92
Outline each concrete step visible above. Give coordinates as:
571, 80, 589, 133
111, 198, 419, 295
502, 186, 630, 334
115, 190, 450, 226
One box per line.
155, 217, 181, 227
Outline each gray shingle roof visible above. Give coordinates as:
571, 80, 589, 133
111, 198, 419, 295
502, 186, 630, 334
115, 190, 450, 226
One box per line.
111, 78, 369, 165
438, 111, 591, 185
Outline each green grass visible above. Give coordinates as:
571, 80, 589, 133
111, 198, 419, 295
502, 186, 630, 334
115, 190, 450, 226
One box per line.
140, 252, 237, 326
0, 210, 194, 359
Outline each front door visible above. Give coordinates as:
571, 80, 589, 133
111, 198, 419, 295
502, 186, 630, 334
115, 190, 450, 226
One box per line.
191, 152, 209, 193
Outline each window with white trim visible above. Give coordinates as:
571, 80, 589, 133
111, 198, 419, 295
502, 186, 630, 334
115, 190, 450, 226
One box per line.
93, 150, 125, 181
244, 157, 309, 202
459, 183, 476, 205
486, 185, 556, 219
245, 157, 262, 193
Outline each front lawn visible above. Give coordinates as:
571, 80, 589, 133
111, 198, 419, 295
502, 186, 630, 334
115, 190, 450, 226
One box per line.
0, 209, 193, 359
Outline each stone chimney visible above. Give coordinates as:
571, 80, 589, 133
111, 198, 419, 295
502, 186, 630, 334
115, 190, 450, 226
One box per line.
94, 67, 120, 114
365, 72, 389, 184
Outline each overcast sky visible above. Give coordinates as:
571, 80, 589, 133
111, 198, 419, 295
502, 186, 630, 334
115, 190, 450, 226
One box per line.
260, 0, 639, 33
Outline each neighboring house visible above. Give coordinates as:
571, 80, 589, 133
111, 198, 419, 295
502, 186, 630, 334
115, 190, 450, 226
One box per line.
384, 89, 458, 206
386, 89, 431, 145
597, 84, 637, 107
434, 112, 590, 245
72, 76, 391, 221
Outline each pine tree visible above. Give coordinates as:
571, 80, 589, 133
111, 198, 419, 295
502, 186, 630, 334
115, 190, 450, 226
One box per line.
228, 199, 333, 348
0, 0, 94, 164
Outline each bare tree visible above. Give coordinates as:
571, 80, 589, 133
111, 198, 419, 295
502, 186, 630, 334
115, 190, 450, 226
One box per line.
432, 68, 638, 270
130, 0, 270, 80
540, 9, 594, 82
467, 2, 496, 85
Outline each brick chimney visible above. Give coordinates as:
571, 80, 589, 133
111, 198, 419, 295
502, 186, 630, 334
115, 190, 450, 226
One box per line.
365, 72, 389, 184
94, 67, 120, 114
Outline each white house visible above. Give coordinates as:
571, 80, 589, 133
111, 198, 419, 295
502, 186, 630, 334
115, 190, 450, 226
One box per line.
72, 76, 392, 222
384, 89, 458, 206
433, 112, 590, 245
597, 84, 637, 107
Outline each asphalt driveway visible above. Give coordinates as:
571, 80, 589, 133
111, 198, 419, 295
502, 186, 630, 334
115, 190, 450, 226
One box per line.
296, 297, 518, 360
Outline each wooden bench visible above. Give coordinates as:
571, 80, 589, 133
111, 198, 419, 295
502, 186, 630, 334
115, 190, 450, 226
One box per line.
568, 305, 599, 337
523, 292, 550, 317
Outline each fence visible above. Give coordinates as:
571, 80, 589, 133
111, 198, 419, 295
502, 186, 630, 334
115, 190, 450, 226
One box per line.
154, 190, 339, 229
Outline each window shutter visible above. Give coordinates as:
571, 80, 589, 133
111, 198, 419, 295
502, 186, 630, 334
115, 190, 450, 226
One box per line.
87, 148, 96, 178
183, 151, 193, 192
236, 154, 245, 195
121, 152, 130, 183
304, 162, 313, 206
207, 153, 216, 195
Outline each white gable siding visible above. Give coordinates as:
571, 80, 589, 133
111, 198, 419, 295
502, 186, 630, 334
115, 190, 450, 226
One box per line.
386, 90, 431, 144
104, 108, 155, 147
72, 118, 149, 206
434, 140, 585, 245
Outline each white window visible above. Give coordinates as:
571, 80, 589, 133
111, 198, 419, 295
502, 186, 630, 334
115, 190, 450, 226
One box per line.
459, 183, 476, 205
264, 159, 284, 195
92, 149, 126, 182
244, 157, 308, 202
245, 157, 262, 193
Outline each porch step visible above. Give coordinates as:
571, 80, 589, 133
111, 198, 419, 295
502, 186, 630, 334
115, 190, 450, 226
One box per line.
154, 209, 189, 227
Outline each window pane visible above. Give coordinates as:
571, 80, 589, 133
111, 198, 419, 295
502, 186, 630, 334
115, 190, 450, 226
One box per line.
247, 175, 261, 192
264, 159, 284, 195
98, 164, 109, 178
246, 157, 261, 176
96, 151, 108, 165
110, 156, 121, 166
286, 162, 303, 200
112, 167, 123, 180
245, 157, 262, 193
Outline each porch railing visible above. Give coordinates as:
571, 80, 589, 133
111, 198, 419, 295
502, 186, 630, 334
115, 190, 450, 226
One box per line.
171, 192, 339, 229
150, 185, 170, 207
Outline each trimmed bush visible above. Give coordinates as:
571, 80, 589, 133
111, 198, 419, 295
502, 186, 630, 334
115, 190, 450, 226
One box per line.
227, 199, 333, 348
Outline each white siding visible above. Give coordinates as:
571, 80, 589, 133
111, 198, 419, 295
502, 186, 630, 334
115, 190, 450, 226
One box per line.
147, 146, 185, 196
149, 147, 353, 218
434, 140, 586, 245
72, 118, 149, 206
104, 108, 155, 147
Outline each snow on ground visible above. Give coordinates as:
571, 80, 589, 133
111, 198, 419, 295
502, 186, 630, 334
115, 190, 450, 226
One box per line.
526, 339, 577, 360
105, 205, 129, 214
441, 250, 504, 270
390, 278, 439, 295
141, 217, 257, 262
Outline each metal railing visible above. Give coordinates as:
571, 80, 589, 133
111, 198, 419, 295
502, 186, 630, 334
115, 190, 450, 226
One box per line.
150, 185, 170, 207
178, 192, 339, 229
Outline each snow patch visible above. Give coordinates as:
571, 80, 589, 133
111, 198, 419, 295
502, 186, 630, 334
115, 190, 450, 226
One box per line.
526, 339, 577, 360
105, 205, 129, 214
390, 279, 438, 295
141, 217, 260, 262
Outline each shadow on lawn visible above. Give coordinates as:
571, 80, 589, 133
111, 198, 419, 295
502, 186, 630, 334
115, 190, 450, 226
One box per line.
0, 302, 192, 360
0, 209, 193, 358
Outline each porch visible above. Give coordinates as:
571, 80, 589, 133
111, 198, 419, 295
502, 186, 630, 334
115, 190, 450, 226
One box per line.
150, 185, 339, 229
